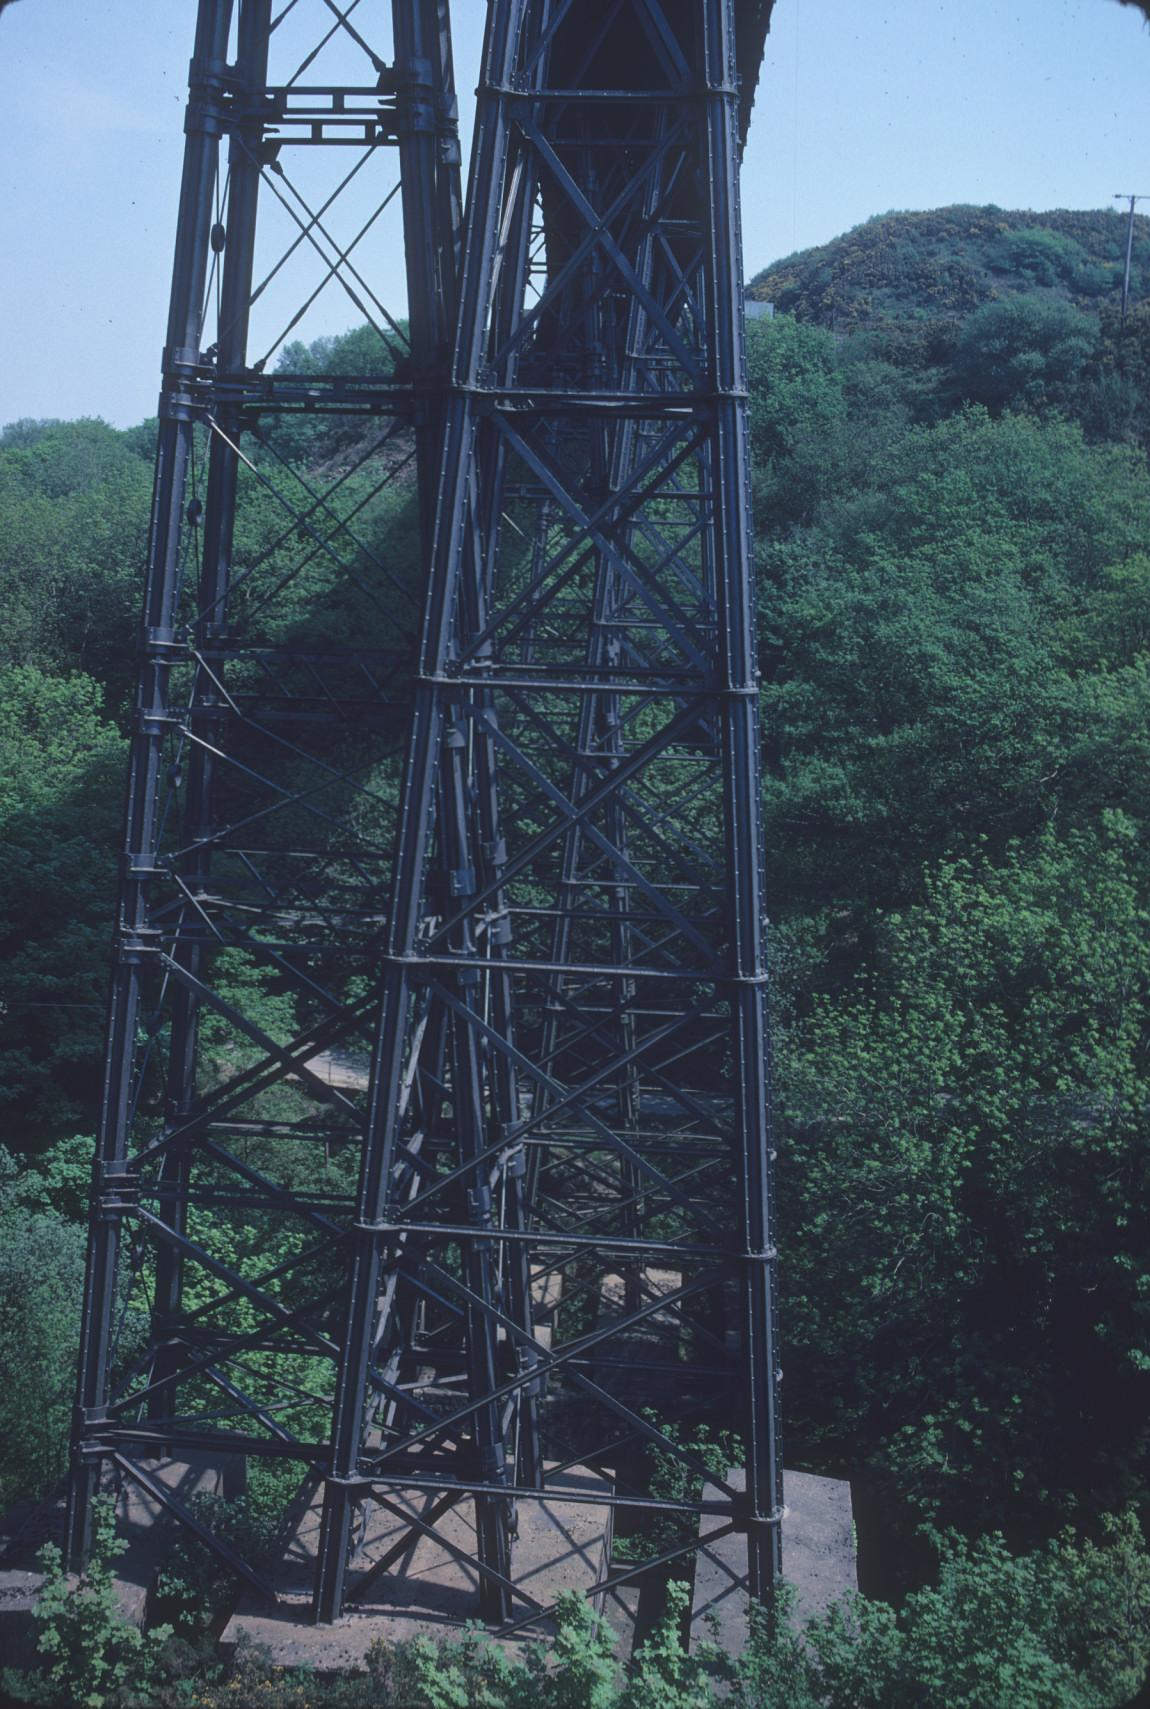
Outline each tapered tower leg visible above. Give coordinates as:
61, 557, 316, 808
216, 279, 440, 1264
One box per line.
68, 0, 465, 1596
67, 0, 236, 1568
315, 0, 782, 1626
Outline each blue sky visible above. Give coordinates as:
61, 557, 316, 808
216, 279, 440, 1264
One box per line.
1, 0, 1148, 428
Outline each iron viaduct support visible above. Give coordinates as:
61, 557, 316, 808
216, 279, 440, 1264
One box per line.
69, 0, 782, 1633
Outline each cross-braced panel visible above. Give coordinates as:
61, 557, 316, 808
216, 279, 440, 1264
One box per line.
67, 0, 462, 1598
316, 0, 782, 1630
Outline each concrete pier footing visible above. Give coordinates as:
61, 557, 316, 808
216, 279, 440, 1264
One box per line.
0, 1456, 222, 1671
2, 1459, 856, 1675
222, 1463, 616, 1669
690, 1467, 857, 1651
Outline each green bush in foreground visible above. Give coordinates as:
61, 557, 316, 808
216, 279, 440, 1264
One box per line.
733, 1514, 1150, 1709
4, 1505, 1148, 1709
1, 1498, 172, 1709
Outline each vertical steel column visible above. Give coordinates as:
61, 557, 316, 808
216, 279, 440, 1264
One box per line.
393, 0, 462, 541
69, 0, 465, 1594
150, 0, 271, 1431
313, 0, 781, 1630
702, 0, 783, 1594
313, 0, 526, 1623
67, 0, 236, 1566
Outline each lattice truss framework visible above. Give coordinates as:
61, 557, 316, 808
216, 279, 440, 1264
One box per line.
316, 0, 783, 1627
68, 0, 782, 1630
68, 0, 463, 1598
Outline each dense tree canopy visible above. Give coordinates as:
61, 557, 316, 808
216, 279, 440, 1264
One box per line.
0, 667, 125, 1141
3, 204, 1150, 1694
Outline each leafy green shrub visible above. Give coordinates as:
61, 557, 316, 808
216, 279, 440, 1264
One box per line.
154, 1490, 284, 1636
365, 1590, 619, 1708
622, 1580, 720, 1709
613, 1413, 738, 1564
721, 1515, 1150, 1709
992, 228, 1088, 288
2, 1496, 172, 1709
953, 294, 1099, 413
0, 1192, 85, 1507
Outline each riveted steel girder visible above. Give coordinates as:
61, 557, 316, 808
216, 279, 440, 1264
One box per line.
314, 0, 782, 1627
67, 0, 463, 1587
70, 0, 781, 1632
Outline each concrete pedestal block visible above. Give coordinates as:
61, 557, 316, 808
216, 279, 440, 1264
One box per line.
223, 1462, 614, 1669
0, 1456, 222, 1671
690, 1467, 857, 1653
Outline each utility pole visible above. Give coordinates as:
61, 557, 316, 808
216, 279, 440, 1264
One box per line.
1115, 194, 1149, 328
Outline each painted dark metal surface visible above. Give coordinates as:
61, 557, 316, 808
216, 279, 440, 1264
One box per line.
314, 0, 782, 1624
67, 0, 463, 1587
70, 0, 780, 1630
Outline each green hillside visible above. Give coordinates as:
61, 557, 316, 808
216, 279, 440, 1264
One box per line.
748, 205, 1150, 446
6, 200, 1150, 1701
749, 203, 1150, 334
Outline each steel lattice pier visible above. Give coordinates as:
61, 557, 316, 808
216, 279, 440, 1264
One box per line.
69, 0, 782, 1633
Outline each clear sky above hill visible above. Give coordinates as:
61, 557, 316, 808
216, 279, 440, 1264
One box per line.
1, 0, 1148, 428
